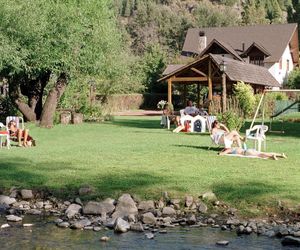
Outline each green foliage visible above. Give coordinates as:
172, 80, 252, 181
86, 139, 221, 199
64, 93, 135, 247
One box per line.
233, 81, 256, 118
194, 1, 241, 27
137, 44, 167, 93
0, 96, 19, 121
242, 0, 269, 25
218, 111, 245, 131
287, 68, 300, 89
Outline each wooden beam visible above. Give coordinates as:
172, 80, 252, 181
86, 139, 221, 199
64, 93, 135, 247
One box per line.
168, 78, 172, 104
191, 68, 207, 77
172, 77, 207, 82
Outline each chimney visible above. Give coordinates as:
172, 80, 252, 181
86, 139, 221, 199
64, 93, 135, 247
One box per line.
198, 31, 207, 53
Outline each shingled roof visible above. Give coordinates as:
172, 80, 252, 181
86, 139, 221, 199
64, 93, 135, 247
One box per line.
159, 54, 280, 88
211, 54, 280, 87
182, 23, 298, 63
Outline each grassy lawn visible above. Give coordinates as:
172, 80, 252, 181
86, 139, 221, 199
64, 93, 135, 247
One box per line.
1, 116, 300, 213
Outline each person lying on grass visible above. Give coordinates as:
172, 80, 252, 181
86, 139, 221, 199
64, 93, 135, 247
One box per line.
211, 120, 245, 148
219, 147, 287, 160
8, 120, 36, 147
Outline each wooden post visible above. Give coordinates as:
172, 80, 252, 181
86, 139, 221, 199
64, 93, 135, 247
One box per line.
208, 59, 213, 113
197, 83, 200, 108
222, 73, 226, 112
168, 78, 172, 104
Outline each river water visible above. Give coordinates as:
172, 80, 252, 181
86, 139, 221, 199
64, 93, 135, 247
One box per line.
0, 215, 295, 249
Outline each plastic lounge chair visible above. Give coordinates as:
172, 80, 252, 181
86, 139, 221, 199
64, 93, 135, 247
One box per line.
6, 116, 24, 130
209, 133, 233, 149
0, 122, 10, 149
246, 125, 268, 152
160, 115, 171, 129
206, 116, 217, 133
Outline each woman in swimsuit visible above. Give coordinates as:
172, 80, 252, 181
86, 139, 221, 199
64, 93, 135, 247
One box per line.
219, 147, 287, 160
8, 120, 35, 147
211, 120, 245, 148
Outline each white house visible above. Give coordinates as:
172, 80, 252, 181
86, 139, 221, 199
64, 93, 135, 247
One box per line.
181, 23, 299, 86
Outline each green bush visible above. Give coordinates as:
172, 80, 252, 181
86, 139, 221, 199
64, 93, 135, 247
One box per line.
234, 81, 256, 118
218, 111, 245, 131
287, 68, 300, 89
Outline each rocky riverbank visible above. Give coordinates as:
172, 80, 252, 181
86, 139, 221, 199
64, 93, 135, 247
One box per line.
1, 188, 300, 247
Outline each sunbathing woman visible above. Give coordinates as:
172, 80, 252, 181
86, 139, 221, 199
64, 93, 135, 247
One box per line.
219, 147, 287, 160
211, 120, 245, 148
8, 120, 35, 147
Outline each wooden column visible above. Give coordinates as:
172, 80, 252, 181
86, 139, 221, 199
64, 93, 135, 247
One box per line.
197, 83, 200, 108
168, 78, 172, 104
208, 59, 213, 113
222, 73, 227, 112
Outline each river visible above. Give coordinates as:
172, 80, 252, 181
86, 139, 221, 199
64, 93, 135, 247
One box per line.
0, 215, 295, 249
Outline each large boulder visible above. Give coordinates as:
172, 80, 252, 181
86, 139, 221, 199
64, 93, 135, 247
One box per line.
201, 192, 217, 202
114, 217, 130, 233
185, 196, 193, 208
0, 195, 16, 206
282, 236, 300, 246
138, 201, 155, 211
20, 189, 34, 200
65, 204, 82, 218
162, 207, 176, 217
142, 212, 157, 225
83, 200, 115, 215
198, 201, 208, 213
70, 219, 91, 229
6, 215, 22, 222
112, 194, 138, 219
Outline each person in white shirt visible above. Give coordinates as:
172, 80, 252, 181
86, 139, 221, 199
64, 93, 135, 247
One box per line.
184, 100, 199, 116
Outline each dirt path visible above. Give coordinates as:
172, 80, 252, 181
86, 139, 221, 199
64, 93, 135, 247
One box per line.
113, 110, 162, 116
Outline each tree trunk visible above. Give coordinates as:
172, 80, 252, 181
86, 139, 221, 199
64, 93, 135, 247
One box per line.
40, 73, 68, 128
9, 82, 37, 121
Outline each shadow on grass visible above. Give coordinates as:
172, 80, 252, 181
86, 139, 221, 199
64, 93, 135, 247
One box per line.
0, 157, 168, 199
0, 157, 47, 188
212, 181, 282, 204
242, 121, 300, 138
173, 144, 220, 152
111, 118, 161, 129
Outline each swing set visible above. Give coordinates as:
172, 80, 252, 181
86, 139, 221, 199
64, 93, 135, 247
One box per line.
250, 89, 300, 134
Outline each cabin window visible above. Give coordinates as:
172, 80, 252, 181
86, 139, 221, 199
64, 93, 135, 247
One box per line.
249, 56, 264, 66
287, 59, 290, 71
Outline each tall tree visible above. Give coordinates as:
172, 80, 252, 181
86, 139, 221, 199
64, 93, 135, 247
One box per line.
242, 0, 269, 25
0, 0, 138, 127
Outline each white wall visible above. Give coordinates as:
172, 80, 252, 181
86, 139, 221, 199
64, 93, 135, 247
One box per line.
265, 45, 294, 85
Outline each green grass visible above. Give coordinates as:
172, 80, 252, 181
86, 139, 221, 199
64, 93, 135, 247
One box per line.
1, 116, 300, 213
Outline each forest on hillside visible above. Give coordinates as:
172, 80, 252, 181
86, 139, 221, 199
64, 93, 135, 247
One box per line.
1, 0, 300, 125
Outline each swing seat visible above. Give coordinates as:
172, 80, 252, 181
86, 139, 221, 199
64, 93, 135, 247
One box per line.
246, 125, 268, 152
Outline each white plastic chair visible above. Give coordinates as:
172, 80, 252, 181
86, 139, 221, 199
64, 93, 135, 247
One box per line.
6, 116, 24, 130
246, 125, 268, 152
206, 116, 217, 133
160, 115, 171, 129
0, 122, 10, 149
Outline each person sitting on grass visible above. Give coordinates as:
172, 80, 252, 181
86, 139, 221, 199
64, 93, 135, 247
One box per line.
211, 120, 245, 148
163, 103, 181, 127
8, 120, 35, 147
219, 147, 287, 160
